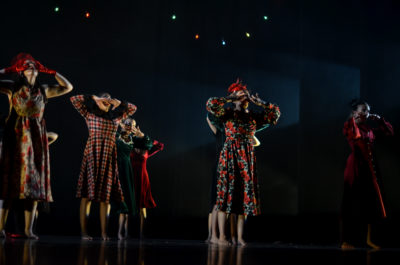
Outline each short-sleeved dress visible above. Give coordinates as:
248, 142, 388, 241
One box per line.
206, 97, 280, 216
71, 95, 137, 203
131, 136, 164, 209
0, 84, 52, 201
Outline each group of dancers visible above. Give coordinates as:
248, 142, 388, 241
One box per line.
0, 53, 395, 249
0, 53, 163, 240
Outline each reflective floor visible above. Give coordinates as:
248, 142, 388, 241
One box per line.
0, 237, 399, 265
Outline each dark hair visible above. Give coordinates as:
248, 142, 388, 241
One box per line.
96, 92, 111, 99
350, 99, 369, 111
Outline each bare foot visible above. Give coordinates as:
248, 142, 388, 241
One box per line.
209, 237, 219, 244
366, 240, 381, 250
341, 242, 355, 249
118, 233, 126, 240
25, 230, 39, 240
231, 237, 237, 245
81, 234, 93, 241
102, 235, 110, 241
218, 238, 231, 246
0, 230, 5, 238
237, 238, 246, 246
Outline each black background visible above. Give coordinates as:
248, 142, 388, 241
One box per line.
0, 0, 399, 244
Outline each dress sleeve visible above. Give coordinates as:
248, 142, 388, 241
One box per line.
373, 118, 394, 137
70, 95, 88, 118
207, 113, 224, 132
148, 140, 164, 157
343, 117, 361, 141
254, 103, 281, 129
206, 97, 228, 118
113, 102, 137, 122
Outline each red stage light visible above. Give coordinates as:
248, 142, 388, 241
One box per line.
85, 12, 90, 18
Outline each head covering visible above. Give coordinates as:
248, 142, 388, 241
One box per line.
10, 53, 37, 72
228, 79, 247, 93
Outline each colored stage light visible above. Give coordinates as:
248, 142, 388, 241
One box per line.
171, 14, 176, 20
195, 34, 199, 39
54, 7, 60, 12
245, 32, 251, 38
222, 40, 226, 46
85, 12, 90, 18
263, 15, 268, 20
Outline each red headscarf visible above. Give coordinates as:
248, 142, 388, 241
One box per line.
228, 79, 247, 93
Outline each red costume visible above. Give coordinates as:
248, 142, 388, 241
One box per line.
341, 117, 394, 243
131, 137, 164, 209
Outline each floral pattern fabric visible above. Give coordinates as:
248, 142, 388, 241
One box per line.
206, 97, 280, 216
0, 85, 52, 201
71, 95, 137, 203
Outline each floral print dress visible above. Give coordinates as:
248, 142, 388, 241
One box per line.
206, 97, 280, 216
71, 95, 137, 203
0, 85, 52, 201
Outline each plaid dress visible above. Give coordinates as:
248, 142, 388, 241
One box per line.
206, 97, 280, 216
71, 95, 137, 203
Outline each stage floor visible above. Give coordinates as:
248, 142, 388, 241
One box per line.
0, 236, 399, 265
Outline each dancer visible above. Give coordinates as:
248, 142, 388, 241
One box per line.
130, 121, 164, 239
116, 118, 136, 240
206, 113, 226, 244
206, 79, 280, 246
341, 99, 394, 249
0, 53, 73, 239
71, 93, 136, 240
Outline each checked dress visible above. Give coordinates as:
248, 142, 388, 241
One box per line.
206, 97, 280, 216
71, 95, 136, 203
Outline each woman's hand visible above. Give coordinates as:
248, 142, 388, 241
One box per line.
249, 93, 266, 106
108, 98, 121, 110
369, 114, 381, 121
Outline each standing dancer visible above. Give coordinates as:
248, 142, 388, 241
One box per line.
116, 118, 136, 240
71, 93, 136, 240
206, 79, 280, 246
130, 122, 164, 239
341, 99, 394, 249
206, 113, 226, 244
0, 53, 73, 239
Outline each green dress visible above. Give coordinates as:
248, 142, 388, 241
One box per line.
116, 133, 136, 214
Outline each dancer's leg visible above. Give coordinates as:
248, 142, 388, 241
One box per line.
230, 213, 237, 245
366, 224, 380, 249
118, 214, 126, 240
139, 209, 145, 240
206, 212, 212, 242
124, 215, 129, 238
210, 205, 219, 244
100, 202, 111, 241
80, 198, 92, 240
237, 214, 246, 246
24, 200, 38, 239
217, 211, 229, 245
0, 200, 10, 237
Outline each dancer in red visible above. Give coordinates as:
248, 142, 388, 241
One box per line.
206, 79, 280, 246
71, 93, 136, 240
130, 122, 164, 238
0, 53, 73, 239
341, 99, 394, 249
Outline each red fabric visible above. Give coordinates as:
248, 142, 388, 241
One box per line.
5, 53, 56, 75
227, 79, 247, 93
343, 117, 394, 218
131, 140, 164, 209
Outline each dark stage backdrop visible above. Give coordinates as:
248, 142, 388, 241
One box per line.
0, 0, 399, 241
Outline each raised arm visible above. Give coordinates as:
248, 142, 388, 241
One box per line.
44, 72, 74, 98
206, 97, 228, 117
369, 114, 394, 137
0, 69, 14, 97
113, 100, 137, 122
148, 140, 164, 157
70, 95, 89, 118
47, 132, 59, 145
